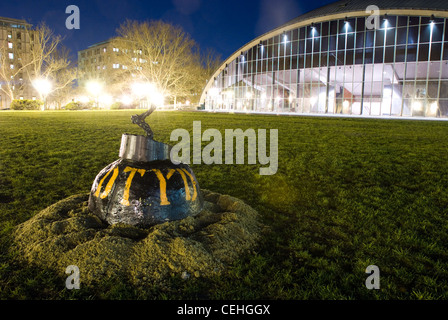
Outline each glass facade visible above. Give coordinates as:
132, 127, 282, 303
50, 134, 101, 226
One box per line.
204, 14, 448, 118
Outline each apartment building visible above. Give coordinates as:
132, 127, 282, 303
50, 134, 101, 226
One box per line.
77, 38, 141, 87
0, 17, 36, 109
78, 39, 113, 85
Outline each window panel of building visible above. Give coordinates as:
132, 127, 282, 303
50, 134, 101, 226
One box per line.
205, 14, 448, 117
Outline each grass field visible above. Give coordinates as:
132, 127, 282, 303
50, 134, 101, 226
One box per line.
1, 110, 448, 300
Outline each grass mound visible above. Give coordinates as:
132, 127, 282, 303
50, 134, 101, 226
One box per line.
12, 189, 263, 287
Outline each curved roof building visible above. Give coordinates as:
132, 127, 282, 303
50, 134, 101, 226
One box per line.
201, 0, 448, 118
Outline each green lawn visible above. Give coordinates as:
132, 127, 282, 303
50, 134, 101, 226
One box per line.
1, 110, 448, 299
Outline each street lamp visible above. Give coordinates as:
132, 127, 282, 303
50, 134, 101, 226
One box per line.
32, 78, 52, 110
99, 94, 113, 109
120, 94, 133, 106
131, 81, 165, 108
86, 81, 103, 108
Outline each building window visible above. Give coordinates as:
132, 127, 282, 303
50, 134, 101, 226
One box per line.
8, 42, 13, 49
113, 63, 120, 69
204, 14, 448, 117
113, 48, 119, 52
9, 53, 14, 60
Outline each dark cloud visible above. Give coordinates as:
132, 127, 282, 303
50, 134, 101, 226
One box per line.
255, 0, 302, 35
172, 0, 201, 15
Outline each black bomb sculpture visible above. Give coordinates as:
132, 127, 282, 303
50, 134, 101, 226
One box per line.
88, 106, 203, 227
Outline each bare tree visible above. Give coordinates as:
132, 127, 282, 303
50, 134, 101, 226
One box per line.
27, 24, 77, 103
0, 26, 33, 102
46, 46, 77, 108
112, 20, 204, 104
25, 24, 61, 85
0, 48, 19, 102
191, 48, 222, 103
0, 23, 76, 105
200, 48, 222, 79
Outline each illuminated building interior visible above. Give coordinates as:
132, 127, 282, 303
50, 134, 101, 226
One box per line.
201, 0, 448, 118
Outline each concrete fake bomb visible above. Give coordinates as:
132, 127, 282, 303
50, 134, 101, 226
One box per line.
88, 107, 203, 227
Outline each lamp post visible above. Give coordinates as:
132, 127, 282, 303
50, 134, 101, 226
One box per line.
87, 81, 103, 108
32, 78, 52, 110
132, 82, 165, 109
131, 82, 148, 109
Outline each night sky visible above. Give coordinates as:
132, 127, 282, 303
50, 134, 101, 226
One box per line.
0, 0, 336, 61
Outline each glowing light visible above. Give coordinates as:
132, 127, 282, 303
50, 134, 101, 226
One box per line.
86, 81, 103, 95
120, 95, 133, 106
412, 101, 423, 111
151, 90, 165, 106
78, 95, 90, 103
209, 88, 219, 97
382, 88, 392, 109
99, 94, 113, 107
32, 78, 52, 110
132, 82, 165, 106
345, 19, 350, 31
32, 78, 52, 96
430, 101, 439, 114
225, 90, 234, 98
351, 102, 362, 115
131, 82, 148, 97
